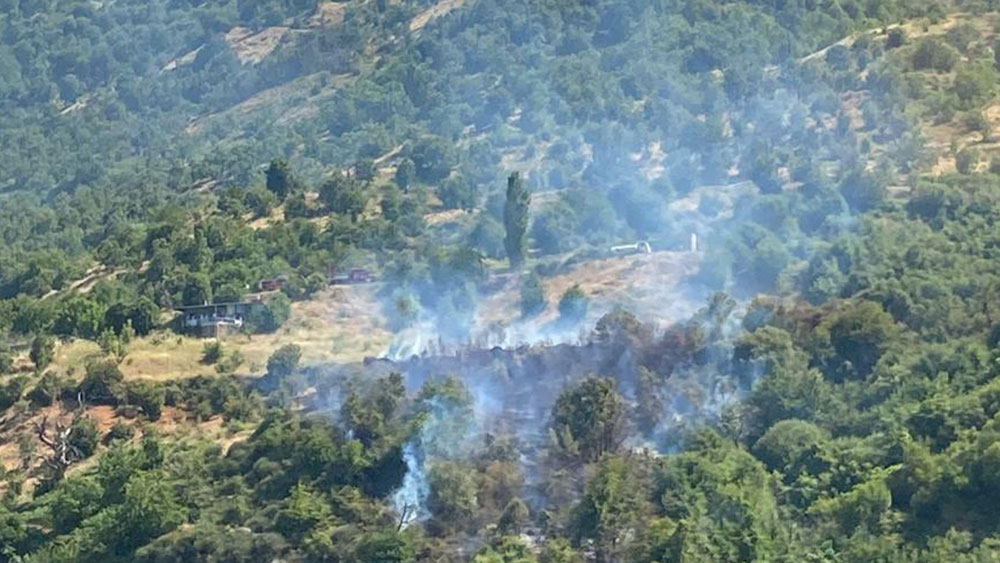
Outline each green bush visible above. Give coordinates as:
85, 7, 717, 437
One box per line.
104, 421, 135, 444
30, 334, 55, 371
201, 341, 224, 365
27, 371, 68, 407
558, 285, 589, 323
78, 360, 125, 405
911, 37, 959, 72
266, 344, 302, 381
520, 273, 547, 318
69, 416, 100, 458
127, 381, 165, 421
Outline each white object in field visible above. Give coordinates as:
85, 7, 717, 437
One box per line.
691, 233, 698, 253
610, 241, 652, 255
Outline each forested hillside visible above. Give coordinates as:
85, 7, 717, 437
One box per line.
6, 0, 1000, 561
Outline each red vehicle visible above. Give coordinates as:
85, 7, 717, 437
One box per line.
329, 267, 376, 285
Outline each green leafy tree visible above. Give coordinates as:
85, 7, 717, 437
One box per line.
817, 301, 898, 380
126, 381, 165, 421
28, 371, 68, 406
266, 344, 301, 381
498, 498, 530, 535
395, 158, 416, 192
266, 159, 298, 200
0, 340, 13, 374
956, 148, 979, 175
69, 416, 100, 458
911, 37, 959, 71
439, 175, 477, 210
428, 461, 479, 532
252, 293, 292, 333
751, 419, 829, 474
284, 192, 311, 219
353, 530, 415, 563
181, 273, 213, 306
411, 137, 456, 183
30, 334, 55, 371
79, 360, 125, 405
551, 377, 626, 461
571, 456, 642, 560
319, 174, 367, 221
840, 168, 886, 212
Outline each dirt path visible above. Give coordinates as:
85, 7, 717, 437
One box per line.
410, 0, 464, 31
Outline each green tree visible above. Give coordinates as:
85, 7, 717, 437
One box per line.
284, 192, 311, 219
840, 168, 886, 212
353, 530, 415, 563
411, 137, 456, 183
274, 483, 332, 541
817, 301, 898, 380
395, 158, 416, 192
751, 419, 828, 474
319, 174, 367, 221
571, 456, 642, 560
886, 28, 906, 49
503, 172, 530, 268
0, 340, 13, 374
201, 341, 223, 364
28, 371, 68, 406
266, 158, 297, 200
69, 416, 100, 458
54, 298, 103, 339
551, 377, 626, 462
79, 360, 124, 405
558, 285, 588, 323
252, 293, 292, 333
126, 381, 165, 421
181, 273, 213, 306
428, 461, 478, 531
498, 498, 530, 535
954, 64, 995, 105
538, 539, 583, 563
266, 344, 301, 381
118, 470, 187, 553
956, 148, 979, 174
30, 334, 55, 371
520, 272, 547, 317
439, 175, 477, 210
911, 37, 959, 72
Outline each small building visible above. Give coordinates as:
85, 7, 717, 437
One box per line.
329, 267, 376, 285
175, 301, 263, 337
258, 275, 288, 292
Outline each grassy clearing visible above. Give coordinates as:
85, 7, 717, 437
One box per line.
44, 285, 393, 382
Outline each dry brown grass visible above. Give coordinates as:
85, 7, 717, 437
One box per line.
225, 26, 290, 65
48, 285, 393, 382
410, 0, 464, 31
0, 401, 251, 498
478, 250, 702, 330
310, 1, 349, 27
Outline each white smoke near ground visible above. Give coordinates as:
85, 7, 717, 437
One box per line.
393, 442, 429, 527
363, 295, 754, 526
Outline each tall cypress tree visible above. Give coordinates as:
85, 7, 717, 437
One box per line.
503, 172, 530, 267
266, 159, 296, 201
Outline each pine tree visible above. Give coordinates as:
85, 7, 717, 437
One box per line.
503, 172, 530, 268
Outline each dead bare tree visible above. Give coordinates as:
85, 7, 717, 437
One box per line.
396, 503, 414, 531
35, 415, 82, 481
34, 394, 85, 481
